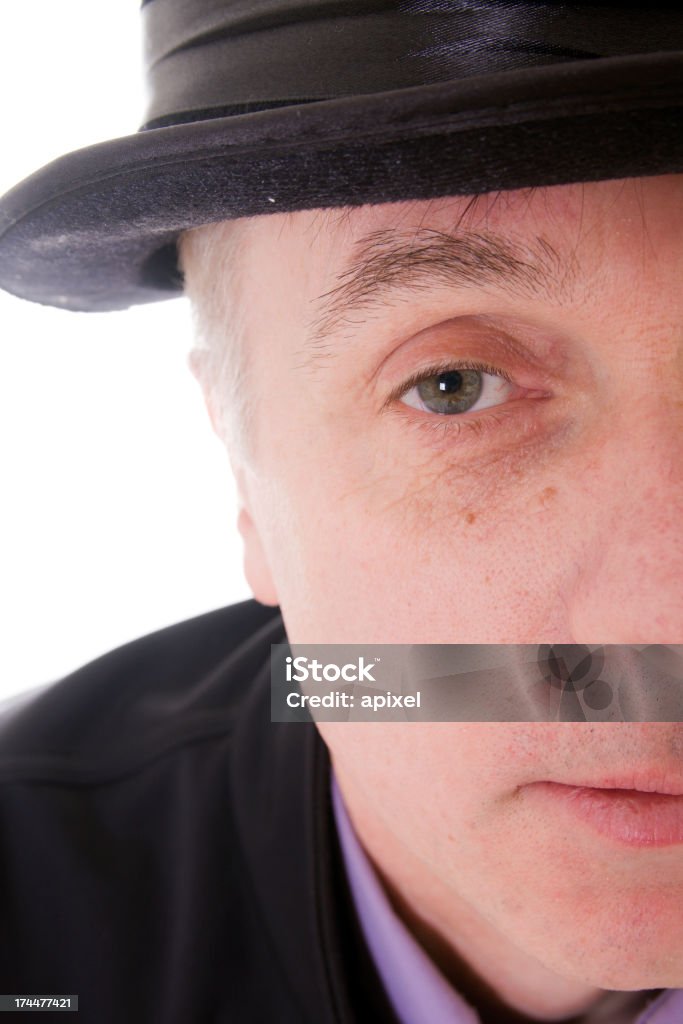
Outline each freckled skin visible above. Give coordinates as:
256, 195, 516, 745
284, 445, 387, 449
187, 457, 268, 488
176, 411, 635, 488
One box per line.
196, 176, 683, 1021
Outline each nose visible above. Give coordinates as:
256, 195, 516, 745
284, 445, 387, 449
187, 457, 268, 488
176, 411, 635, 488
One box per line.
567, 401, 683, 644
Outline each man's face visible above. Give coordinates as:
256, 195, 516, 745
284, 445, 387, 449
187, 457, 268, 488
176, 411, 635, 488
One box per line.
232, 174, 683, 647
208, 175, 683, 1001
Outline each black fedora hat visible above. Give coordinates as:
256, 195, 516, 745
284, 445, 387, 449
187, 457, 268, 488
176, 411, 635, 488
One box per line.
0, 1, 682, 313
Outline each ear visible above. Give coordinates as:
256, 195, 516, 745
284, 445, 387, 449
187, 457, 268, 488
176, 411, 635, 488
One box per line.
232, 462, 280, 608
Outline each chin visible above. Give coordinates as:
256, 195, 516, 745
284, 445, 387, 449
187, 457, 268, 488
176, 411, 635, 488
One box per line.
547, 902, 683, 991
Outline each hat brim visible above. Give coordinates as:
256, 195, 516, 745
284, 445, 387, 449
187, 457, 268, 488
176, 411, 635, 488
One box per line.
1, 50, 682, 312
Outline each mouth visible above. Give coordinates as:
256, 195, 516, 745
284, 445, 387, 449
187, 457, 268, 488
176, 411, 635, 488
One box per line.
524, 778, 683, 847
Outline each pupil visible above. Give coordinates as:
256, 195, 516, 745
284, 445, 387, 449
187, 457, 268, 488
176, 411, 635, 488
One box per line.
438, 371, 463, 394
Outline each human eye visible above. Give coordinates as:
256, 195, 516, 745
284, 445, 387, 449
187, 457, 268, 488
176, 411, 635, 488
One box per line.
393, 360, 524, 417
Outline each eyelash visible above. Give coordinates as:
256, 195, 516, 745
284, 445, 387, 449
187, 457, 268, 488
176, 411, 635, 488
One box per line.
392, 359, 514, 397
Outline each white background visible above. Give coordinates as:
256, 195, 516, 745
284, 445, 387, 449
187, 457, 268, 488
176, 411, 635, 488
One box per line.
0, 2, 252, 699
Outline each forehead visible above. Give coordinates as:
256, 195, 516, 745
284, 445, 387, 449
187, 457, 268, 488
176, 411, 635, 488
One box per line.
240, 178, 654, 265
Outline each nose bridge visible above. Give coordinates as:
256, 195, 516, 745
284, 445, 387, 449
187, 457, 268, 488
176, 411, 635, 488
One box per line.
567, 399, 683, 644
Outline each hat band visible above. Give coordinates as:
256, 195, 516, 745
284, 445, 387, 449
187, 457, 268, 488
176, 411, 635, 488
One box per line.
141, 0, 683, 130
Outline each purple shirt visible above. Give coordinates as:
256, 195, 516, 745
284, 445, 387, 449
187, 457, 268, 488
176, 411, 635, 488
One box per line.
331, 773, 683, 1024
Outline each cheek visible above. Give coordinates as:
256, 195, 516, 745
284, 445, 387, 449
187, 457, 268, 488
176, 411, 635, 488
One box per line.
320, 722, 502, 837
262, 461, 574, 643
321, 722, 537, 828
321, 723, 559, 920
254, 407, 592, 642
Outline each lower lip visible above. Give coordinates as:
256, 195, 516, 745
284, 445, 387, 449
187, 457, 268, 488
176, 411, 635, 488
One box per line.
527, 782, 683, 847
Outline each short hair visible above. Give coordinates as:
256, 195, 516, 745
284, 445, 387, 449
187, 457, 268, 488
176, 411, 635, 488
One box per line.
179, 218, 254, 464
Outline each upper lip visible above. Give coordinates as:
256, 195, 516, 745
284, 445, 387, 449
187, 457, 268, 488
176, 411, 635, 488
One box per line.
547, 774, 683, 796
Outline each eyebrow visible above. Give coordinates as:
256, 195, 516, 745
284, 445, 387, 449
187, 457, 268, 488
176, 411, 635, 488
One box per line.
302, 226, 568, 362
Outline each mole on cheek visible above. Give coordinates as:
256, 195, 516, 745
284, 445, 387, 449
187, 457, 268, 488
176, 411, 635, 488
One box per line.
465, 511, 477, 525
538, 486, 557, 507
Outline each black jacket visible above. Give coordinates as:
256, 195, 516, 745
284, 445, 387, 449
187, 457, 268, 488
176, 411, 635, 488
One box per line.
0, 599, 398, 1023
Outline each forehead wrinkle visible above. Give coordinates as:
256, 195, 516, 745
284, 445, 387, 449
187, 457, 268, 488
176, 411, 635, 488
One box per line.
301, 226, 568, 368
